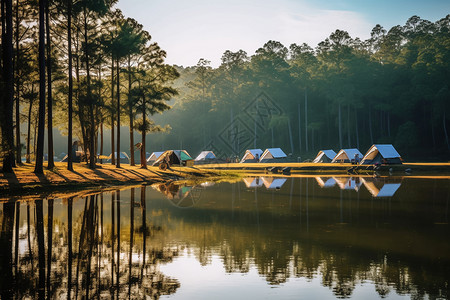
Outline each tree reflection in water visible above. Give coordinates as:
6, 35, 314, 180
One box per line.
1, 186, 179, 299
0, 177, 449, 299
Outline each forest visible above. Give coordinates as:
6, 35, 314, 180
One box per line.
0, 0, 449, 174
154, 15, 450, 161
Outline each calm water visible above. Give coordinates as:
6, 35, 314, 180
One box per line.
0, 176, 449, 299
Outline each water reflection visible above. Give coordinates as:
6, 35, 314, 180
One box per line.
244, 175, 402, 198
1, 187, 179, 299
0, 176, 448, 299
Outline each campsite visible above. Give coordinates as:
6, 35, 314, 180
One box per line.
0, 1, 449, 299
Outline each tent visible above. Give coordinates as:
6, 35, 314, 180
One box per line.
152, 150, 193, 166
243, 177, 264, 188
331, 149, 363, 163
261, 177, 287, 189
360, 144, 402, 165
315, 177, 336, 188
195, 151, 216, 161
313, 150, 337, 163
362, 178, 401, 197
259, 148, 287, 163
240, 149, 263, 163
334, 177, 362, 191
60, 150, 84, 162
147, 151, 164, 163
107, 152, 130, 164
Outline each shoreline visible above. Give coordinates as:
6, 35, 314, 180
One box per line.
0, 162, 233, 198
1, 161, 449, 199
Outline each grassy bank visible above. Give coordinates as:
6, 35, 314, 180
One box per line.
0, 162, 237, 197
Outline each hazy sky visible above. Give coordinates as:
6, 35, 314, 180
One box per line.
115, 0, 450, 67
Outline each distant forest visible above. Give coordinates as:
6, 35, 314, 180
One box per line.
154, 15, 450, 161
0, 0, 449, 173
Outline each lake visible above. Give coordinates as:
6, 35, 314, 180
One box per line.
0, 175, 449, 299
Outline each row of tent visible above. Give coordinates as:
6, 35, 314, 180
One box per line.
312, 144, 402, 164
147, 148, 289, 165
244, 176, 401, 197
81, 143, 400, 166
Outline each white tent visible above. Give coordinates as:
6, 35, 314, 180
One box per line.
315, 177, 337, 188
313, 150, 337, 163
240, 149, 263, 163
107, 152, 129, 163
259, 148, 287, 163
195, 151, 216, 161
334, 177, 363, 191
147, 151, 164, 163
331, 149, 363, 163
262, 177, 287, 189
360, 144, 402, 164
243, 177, 264, 188
362, 178, 401, 197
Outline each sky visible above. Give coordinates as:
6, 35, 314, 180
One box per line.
115, 0, 450, 67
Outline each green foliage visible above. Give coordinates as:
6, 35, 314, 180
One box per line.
151, 14, 450, 160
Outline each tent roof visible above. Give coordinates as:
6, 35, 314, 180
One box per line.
315, 177, 336, 188
377, 184, 401, 197
362, 178, 401, 197
195, 151, 216, 161
334, 177, 362, 191
332, 149, 362, 162
262, 177, 287, 189
153, 150, 192, 165
261, 148, 287, 159
108, 152, 129, 159
147, 151, 164, 162
362, 144, 401, 161
246, 149, 263, 157
240, 149, 263, 162
243, 177, 264, 188
313, 150, 336, 162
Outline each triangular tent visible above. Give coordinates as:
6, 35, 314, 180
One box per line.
195, 151, 216, 161
313, 150, 337, 163
260, 148, 287, 163
331, 149, 363, 163
360, 144, 402, 165
240, 149, 263, 163
147, 151, 164, 163
153, 150, 192, 166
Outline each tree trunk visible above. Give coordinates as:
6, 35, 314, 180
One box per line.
288, 117, 294, 155
67, 0, 73, 171
128, 57, 135, 166
100, 122, 103, 164
116, 60, 121, 168
387, 111, 390, 137
2, 0, 15, 172
46, 0, 54, 168
304, 89, 308, 152
368, 106, 374, 145
83, 7, 95, 169
26, 94, 33, 163
338, 103, 342, 149
141, 94, 147, 169
14, 0, 21, 165
347, 104, 351, 148
34, 0, 46, 174
111, 59, 115, 165
354, 106, 360, 149
297, 103, 301, 153
444, 111, 450, 152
